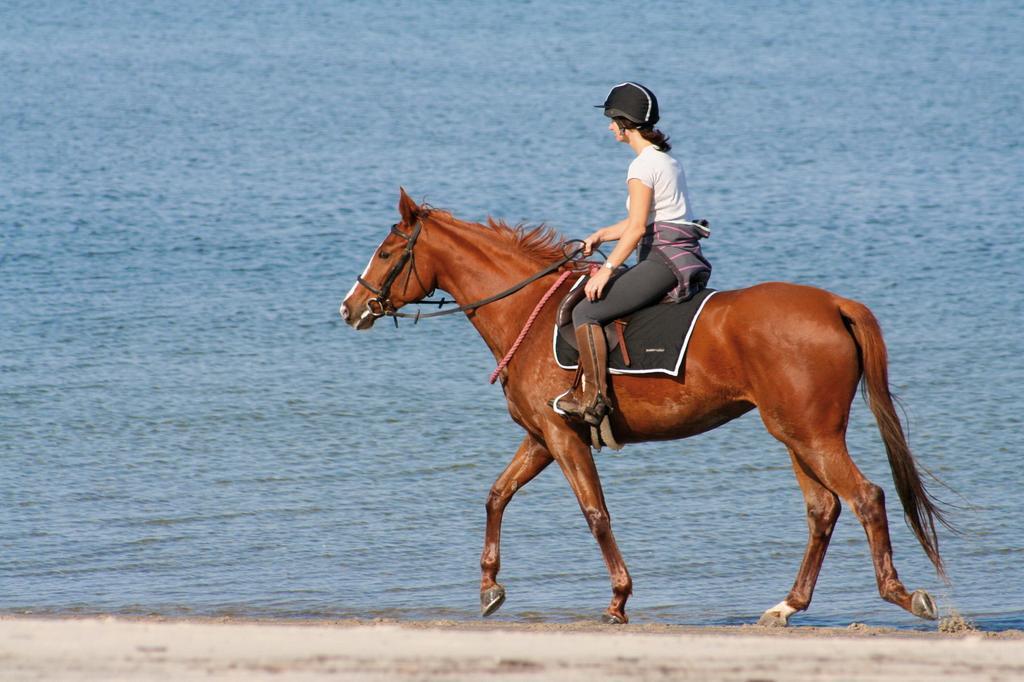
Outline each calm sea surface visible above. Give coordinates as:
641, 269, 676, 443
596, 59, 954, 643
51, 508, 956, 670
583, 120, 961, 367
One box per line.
2, 1, 1022, 629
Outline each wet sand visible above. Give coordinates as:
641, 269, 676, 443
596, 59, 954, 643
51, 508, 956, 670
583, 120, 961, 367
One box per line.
1, 616, 1022, 681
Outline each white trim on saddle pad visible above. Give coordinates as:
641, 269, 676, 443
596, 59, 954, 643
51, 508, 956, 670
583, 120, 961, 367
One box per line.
551, 279, 718, 377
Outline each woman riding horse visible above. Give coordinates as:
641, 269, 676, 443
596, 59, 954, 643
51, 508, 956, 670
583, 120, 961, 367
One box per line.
339, 89, 951, 627
553, 82, 712, 430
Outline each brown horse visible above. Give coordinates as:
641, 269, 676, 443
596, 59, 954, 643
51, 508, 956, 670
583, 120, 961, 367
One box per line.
340, 189, 950, 626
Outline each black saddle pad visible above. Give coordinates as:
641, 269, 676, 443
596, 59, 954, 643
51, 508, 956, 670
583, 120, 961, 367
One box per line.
553, 287, 718, 376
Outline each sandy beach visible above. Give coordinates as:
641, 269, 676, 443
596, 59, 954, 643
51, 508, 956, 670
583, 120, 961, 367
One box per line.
2, 616, 1022, 681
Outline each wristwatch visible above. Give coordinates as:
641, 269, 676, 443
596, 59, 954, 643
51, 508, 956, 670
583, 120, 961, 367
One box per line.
602, 261, 616, 271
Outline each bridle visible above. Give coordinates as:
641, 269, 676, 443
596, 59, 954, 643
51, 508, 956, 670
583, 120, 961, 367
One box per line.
356, 216, 585, 325
356, 219, 426, 320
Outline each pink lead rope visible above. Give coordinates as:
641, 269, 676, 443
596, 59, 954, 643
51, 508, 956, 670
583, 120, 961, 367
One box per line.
489, 268, 578, 384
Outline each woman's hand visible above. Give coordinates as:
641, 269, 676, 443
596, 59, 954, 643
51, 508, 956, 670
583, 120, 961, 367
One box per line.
582, 231, 603, 256
585, 266, 613, 301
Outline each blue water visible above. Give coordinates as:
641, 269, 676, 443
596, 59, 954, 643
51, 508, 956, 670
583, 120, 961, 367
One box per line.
2, 1, 1022, 630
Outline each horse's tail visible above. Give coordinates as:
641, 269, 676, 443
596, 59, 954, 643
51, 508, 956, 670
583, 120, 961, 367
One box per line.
837, 297, 951, 581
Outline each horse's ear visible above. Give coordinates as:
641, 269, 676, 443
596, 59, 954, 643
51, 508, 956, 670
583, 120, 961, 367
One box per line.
398, 187, 419, 224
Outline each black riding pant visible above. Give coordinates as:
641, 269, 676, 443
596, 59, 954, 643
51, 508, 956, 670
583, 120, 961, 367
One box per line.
572, 258, 677, 327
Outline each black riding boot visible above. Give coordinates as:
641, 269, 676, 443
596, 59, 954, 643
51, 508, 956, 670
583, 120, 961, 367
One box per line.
551, 323, 610, 426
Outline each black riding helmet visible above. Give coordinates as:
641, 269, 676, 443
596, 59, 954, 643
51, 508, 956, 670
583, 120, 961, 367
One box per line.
596, 82, 659, 128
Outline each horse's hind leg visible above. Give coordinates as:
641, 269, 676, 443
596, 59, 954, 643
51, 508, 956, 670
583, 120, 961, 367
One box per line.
787, 439, 928, 619
480, 434, 553, 616
758, 449, 840, 627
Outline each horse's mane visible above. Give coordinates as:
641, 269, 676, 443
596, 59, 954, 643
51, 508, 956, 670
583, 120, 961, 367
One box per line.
421, 204, 569, 264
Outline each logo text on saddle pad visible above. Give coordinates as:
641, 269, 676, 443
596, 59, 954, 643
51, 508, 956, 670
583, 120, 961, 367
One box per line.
553, 285, 718, 377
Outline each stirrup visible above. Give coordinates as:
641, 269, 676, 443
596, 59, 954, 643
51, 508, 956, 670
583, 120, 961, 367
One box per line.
589, 414, 623, 452
550, 393, 608, 426
582, 396, 610, 427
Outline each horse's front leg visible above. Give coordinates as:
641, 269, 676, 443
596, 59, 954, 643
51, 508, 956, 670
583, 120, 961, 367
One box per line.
480, 434, 553, 616
544, 423, 633, 624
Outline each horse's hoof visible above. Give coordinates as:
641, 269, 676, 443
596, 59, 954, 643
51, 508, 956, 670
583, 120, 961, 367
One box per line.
757, 600, 795, 627
601, 613, 625, 625
756, 610, 790, 628
911, 589, 938, 620
480, 584, 506, 617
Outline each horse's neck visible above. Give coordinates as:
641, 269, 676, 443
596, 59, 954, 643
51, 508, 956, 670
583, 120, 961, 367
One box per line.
427, 218, 554, 361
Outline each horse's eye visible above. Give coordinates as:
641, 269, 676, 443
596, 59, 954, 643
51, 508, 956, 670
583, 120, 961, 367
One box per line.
379, 251, 391, 260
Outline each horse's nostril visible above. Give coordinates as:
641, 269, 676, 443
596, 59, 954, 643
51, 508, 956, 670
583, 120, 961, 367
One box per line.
340, 302, 350, 321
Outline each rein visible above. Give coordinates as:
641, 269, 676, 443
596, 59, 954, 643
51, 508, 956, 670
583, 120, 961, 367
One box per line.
358, 216, 586, 325
489, 268, 575, 385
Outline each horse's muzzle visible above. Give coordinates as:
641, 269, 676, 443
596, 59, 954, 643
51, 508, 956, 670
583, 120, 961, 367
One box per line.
340, 300, 377, 330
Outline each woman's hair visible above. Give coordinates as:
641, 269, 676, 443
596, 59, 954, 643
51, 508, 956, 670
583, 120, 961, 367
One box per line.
613, 116, 671, 152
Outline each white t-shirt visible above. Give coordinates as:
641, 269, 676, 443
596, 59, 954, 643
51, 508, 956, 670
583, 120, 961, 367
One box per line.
625, 145, 692, 224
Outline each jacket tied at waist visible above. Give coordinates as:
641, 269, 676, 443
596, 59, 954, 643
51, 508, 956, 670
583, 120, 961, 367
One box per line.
637, 220, 712, 303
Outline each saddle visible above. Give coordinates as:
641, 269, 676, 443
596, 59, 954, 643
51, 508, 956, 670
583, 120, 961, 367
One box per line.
553, 277, 717, 376
555, 282, 632, 364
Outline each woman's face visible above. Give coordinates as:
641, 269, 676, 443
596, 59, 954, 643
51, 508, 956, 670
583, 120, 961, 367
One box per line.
608, 119, 628, 143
